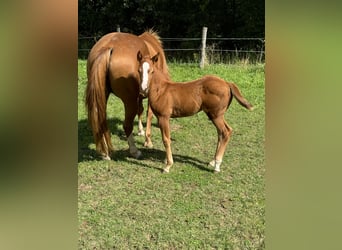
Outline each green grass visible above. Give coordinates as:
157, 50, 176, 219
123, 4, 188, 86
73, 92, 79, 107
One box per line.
78, 60, 265, 249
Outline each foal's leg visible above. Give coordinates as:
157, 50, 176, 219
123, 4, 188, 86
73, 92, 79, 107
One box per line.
158, 116, 173, 173
209, 117, 233, 172
137, 98, 154, 148
137, 96, 145, 136
123, 102, 142, 159
144, 103, 154, 148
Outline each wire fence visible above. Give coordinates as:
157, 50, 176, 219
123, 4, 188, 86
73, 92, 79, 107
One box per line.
78, 36, 265, 63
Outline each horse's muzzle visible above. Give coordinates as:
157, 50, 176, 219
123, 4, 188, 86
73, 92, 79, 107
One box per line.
139, 89, 148, 97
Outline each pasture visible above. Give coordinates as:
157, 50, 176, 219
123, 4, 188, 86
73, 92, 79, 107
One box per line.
78, 59, 265, 249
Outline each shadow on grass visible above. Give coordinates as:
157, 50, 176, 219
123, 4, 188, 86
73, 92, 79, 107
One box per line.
136, 148, 213, 173
78, 118, 212, 173
78, 118, 124, 162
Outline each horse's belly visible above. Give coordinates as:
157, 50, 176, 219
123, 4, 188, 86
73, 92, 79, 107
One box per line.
170, 106, 200, 118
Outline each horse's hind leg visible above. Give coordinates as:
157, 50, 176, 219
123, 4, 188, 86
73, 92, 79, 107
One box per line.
123, 102, 142, 159
209, 116, 233, 172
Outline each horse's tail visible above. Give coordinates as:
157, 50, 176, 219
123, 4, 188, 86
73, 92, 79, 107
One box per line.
229, 83, 254, 110
85, 48, 114, 158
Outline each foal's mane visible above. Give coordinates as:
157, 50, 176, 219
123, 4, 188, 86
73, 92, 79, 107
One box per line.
139, 29, 170, 79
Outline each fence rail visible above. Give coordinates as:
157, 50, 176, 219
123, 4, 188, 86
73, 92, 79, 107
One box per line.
78, 35, 265, 63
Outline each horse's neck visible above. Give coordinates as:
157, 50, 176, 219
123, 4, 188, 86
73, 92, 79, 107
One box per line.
156, 57, 170, 80
149, 70, 168, 94
140, 33, 170, 79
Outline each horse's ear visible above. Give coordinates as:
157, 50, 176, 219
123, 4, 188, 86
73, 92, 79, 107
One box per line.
137, 51, 143, 62
151, 53, 159, 64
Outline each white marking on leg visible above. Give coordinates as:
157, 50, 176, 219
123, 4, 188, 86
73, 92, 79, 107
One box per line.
209, 159, 222, 172
163, 165, 170, 173
101, 154, 111, 160
141, 62, 150, 92
138, 119, 145, 136
214, 160, 222, 172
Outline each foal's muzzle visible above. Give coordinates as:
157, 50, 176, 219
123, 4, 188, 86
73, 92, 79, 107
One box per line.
139, 89, 148, 97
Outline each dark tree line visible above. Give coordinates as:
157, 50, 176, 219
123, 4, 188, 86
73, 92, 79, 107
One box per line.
79, 0, 264, 60
79, 0, 264, 37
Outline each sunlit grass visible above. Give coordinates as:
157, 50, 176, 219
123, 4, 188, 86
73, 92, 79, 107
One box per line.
78, 60, 265, 249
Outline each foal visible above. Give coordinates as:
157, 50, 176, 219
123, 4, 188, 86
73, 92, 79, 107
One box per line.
137, 51, 253, 173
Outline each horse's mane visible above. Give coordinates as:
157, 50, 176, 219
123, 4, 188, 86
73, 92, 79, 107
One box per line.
142, 28, 163, 47
139, 29, 170, 79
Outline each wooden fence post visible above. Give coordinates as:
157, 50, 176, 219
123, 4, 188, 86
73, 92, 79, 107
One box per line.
200, 26, 208, 69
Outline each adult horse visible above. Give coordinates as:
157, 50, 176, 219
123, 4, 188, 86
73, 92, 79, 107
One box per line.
138, 52, 253, 173
86, 30, 169, 160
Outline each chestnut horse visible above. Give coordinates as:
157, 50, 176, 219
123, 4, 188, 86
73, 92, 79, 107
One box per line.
86, 30, 169, 160
137, 52, 253, 173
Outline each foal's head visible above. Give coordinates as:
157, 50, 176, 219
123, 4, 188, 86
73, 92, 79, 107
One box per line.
137, 51, 159, 96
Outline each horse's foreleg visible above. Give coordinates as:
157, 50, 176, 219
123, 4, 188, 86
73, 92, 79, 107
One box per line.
124, 103, 142, 159
158, 116, 173, 173
144, 103, 154, 148
210, 117, 233, 172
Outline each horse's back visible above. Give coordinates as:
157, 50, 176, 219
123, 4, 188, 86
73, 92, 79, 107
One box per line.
89, 32, 149, 72
90, 32, 146, 54
88, 32, 150, 97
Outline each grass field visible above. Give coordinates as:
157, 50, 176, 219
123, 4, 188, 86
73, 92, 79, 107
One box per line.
78, 60, 265, 249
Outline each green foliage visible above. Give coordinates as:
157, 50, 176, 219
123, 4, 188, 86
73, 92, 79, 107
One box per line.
78, 0, 264, 38
78, 60, 265, 249
79, 1, 265, 60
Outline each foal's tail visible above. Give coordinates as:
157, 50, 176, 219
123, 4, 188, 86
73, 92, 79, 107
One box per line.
85, 48, 114, 158
229, 83, 254, 110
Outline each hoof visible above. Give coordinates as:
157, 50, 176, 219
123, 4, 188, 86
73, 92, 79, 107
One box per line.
138, 130, 145, 136
209, 159, 222, 173
130, 150, 142, 159
162, 165, 171, 173
101, 155, 111, 160
144, 141, 153, 149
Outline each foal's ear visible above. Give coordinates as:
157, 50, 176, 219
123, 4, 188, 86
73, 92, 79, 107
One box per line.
151, 52, 159, 64
137, 50, 143, 62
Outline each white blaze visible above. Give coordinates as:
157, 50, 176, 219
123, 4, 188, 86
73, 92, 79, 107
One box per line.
141, 62, 150, 92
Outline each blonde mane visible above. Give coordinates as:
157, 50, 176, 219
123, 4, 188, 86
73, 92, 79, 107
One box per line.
139, 29, 169, 79
145, 28, 162, 46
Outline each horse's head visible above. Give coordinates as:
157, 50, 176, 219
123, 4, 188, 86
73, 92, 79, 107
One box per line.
137, 50, 159, 96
